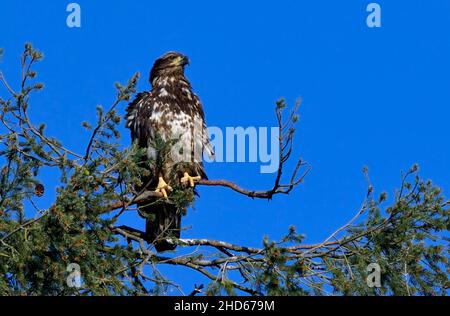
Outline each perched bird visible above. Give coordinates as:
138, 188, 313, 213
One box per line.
125, 52, 213, 252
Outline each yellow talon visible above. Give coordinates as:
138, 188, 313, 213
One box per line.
180, 172, 201, 187
155, 177, 172, 199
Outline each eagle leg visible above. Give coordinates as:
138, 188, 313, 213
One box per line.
155, 176, 173, 199
180, 172, 201, 188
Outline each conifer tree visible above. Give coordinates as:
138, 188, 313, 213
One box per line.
0, 45, 448, 295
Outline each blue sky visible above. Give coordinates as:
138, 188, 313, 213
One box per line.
1, 1, 450, 293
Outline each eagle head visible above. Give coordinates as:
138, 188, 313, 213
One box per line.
150, 51, 190, 85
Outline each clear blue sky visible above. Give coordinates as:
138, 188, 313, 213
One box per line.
1, 1, 450, 293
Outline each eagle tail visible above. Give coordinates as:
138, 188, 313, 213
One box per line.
143, 203, 181, 252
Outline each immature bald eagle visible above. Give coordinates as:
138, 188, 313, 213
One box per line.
125, 52, 213, 252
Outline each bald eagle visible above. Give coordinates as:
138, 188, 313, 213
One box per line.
125, 52, 213, 252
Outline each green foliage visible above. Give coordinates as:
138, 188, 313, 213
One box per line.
252, 168, 449, 296
0, 45, 149, 295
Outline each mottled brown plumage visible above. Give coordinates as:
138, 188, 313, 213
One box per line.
125, 52, 213, 252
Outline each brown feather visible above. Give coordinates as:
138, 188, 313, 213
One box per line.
125, 52, 212, 252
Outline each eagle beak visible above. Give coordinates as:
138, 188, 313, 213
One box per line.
181, 55, 190, 66
171, 55, 190, 67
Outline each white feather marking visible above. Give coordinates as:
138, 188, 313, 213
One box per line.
159, 89, 169, 97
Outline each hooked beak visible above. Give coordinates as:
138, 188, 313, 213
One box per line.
171, 55, 190, 67
180, 55, 190, 66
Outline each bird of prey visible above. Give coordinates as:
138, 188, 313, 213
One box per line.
125, 52, 213, 252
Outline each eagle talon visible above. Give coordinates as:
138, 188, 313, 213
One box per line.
180, 172, 201, 187
155, 177, 172, 199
